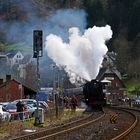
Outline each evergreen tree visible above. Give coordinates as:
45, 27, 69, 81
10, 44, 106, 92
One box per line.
128, 0, 140, 40
84, 0, 104, 27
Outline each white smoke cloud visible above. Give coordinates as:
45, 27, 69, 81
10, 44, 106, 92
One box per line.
45, 24, 112, 85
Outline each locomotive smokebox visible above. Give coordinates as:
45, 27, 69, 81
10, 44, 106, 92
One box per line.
83, 79, 106, 111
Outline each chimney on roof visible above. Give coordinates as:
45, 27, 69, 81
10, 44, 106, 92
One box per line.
0, 79, 3, 85
6, 75, 11, 81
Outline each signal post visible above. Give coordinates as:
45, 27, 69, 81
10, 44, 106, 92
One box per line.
33, 30, 43, 126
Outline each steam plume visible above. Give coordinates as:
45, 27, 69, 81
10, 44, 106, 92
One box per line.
45, 25, 112, 85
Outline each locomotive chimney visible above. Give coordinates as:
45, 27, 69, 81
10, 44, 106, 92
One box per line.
6, 75, 11, 81
0, 79, 3, 85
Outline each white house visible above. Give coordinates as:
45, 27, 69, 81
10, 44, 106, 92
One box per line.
19, 55, 34, 79
7, 51, 24, 67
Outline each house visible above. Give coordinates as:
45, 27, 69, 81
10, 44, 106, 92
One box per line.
6, 51, 35, 83
18, 55, 34, 79
0, 75, 37, 102
0, 53, 9, 78
96, 51, 126, 105
6, 50, 24, 67
97, 68, 126, 105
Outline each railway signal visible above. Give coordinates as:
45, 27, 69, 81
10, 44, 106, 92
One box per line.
33, 30, 43, 58
33, 30, 43, 126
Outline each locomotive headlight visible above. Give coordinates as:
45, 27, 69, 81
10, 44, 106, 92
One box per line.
86, 99, 88, 101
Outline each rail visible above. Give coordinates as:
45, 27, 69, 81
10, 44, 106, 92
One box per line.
12, 111, 105, 140
35, 113, 105, 140
111, 107, 139, 140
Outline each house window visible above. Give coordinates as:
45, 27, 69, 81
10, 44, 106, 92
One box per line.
15, 59, 18, 63
17, 55, 21, 58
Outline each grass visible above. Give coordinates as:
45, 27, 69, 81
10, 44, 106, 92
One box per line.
23, 119, 36, 129
23, 109, 84, 128
0, 121, 25, 138
0, 43, 17, 52
0, 108, 84, 138
124, 78, 140, 96
23, 119, 48, 128
56, 109, 84, 125
0, 43, 32, 55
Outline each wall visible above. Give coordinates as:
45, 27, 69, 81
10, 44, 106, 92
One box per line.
0, 80, 24, 102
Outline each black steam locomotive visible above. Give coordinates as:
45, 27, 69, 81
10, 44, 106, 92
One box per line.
83, 79, 106, 111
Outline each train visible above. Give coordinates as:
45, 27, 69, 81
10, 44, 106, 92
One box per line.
83, 79, 106, 111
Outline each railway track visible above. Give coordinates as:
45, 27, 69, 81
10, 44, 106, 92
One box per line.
35, 112, 105, 140
12, 111, 104, 140
50, 107, 136, 140
112, 107, 140, 140
12, 107, 140, 140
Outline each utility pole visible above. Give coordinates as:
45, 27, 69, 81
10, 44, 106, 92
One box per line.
33, 30, 43, 126
55, 93, 59, 118
51, 64, 59, 118
19, 84, 22, 99
53, 65, 58, 118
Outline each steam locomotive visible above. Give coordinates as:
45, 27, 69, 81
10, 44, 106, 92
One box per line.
83, 79, 106, 111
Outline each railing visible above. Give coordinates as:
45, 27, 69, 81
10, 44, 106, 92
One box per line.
0, 107, 65, 123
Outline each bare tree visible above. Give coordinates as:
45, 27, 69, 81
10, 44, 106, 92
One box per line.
25, 62, 37, 90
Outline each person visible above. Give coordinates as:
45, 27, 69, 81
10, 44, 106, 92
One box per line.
64, 96, 70, 109
24, 105, 29, 120
71, 95, 78, 112
16, 100, 24, 121
128, 98, 132, 107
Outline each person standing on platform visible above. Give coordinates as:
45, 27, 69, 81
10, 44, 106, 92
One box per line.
16, 100, 24, 121
71, 95, 78, 112
64, 96, 70, 109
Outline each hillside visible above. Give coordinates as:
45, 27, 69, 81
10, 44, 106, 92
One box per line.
0, 0, 140, 90
84, 0, 140, 89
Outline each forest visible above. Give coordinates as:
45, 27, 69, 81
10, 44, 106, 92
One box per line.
84, 0, 140, 94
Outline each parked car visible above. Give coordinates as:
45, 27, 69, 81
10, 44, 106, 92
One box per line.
4, 102, 30, 120
0, 102, 9, 106
26, 104, 44, 118
135, 96, 140, 103
4, 103, 17, 114
133, 96, 140, 106
13, 99, 48, 110
4, 103, 18, 120
13, 99, 37, 107
38, 101, 49, 110
26, 104, 36, 117
0, 105, 11, 121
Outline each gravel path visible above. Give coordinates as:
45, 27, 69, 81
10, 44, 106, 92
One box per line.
54, 108, 134, 140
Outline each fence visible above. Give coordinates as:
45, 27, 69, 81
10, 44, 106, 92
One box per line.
0, 107, 65, 124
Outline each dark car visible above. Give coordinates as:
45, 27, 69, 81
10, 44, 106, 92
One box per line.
4, 102, 30, 120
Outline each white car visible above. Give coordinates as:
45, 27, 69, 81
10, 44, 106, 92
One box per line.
13, 99, 48, 109
26, 104, 44, 118
135, 96, 140, 104
38, 101, 49, 109
0, 105, 11, 121
13, 99, 37, 107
